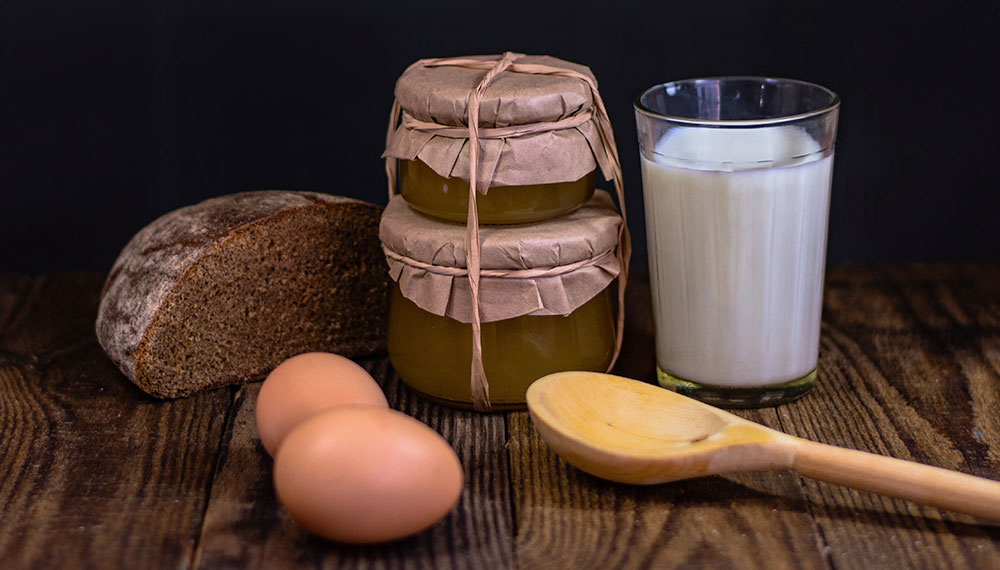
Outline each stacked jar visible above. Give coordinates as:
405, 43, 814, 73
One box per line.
380, 52, 630, 411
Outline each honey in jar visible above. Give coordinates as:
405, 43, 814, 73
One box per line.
379, 190, 623, 409
384, 54, 613, 224
388, 284, 614, 408
398, 159, 595, 224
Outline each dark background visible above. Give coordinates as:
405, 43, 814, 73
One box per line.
2, 0, 998, 272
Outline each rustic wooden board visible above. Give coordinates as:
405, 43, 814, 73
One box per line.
3, 266, 1000, 569
508, 409, 833, 570
193, 359, 516, 569
0, 274, 231, 569
507, 274, 830, 570
774, 264, 1000, 570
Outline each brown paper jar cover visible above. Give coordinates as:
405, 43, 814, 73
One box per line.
383, 54, 614, 192
379, 190, 622, 324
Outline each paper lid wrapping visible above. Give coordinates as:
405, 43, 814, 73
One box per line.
381, 52, 631, 411
383, 54, 613, 190
395, 55, 594, 127
380, 190, 622, 324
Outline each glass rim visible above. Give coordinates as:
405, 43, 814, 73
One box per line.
634, 76, 840, 127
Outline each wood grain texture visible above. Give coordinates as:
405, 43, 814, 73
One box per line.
193, 359, 516, 569
508, 409, 831, 570
2, 266, 1000, 569
0, 274, 231, 569
508, 265, 1000, 569
508, 274, 829, 570
773, 264, 1000, 570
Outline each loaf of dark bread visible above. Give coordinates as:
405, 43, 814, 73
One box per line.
96, 191, 389, 398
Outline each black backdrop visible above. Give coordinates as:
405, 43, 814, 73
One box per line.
2, 0, 998, 272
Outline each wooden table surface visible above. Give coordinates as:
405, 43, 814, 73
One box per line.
2, 264, 1000, 569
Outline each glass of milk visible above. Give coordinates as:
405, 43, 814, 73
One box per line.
634, 77, 839, 407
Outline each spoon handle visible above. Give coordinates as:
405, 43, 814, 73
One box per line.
790, 438, 1000, 520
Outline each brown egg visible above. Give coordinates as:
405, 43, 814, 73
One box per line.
273, 407, 464, 543
256, 352, 388, 456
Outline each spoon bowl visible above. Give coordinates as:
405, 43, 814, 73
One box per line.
527, 371, 1000, 520
527, 371, 791, 484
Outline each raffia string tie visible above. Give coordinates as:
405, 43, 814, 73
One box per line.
382, 246, 616, 279
399, 109, 594, 143
384, 52, 631, 411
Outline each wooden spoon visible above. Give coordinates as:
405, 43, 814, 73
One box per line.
526, 371, 1000, 521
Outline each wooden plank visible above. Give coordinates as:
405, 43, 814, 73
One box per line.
774, 264, 1000, 570
0, 274, 232, 569
5, 265, 1000, 569
194, 358, 517, 569
509, 410, 830, 570
508, 270, 830, 570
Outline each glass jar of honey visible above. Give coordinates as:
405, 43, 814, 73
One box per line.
384, 54, 614, 224
380, 190, 624, 409
387, 285, 614, 408
398, 159, 596, 224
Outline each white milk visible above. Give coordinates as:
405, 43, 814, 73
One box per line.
641, 126, 833, 386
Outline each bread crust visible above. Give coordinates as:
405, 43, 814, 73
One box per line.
95, 191, 386, 398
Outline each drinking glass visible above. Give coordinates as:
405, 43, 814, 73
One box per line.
634, 77, 839, 407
